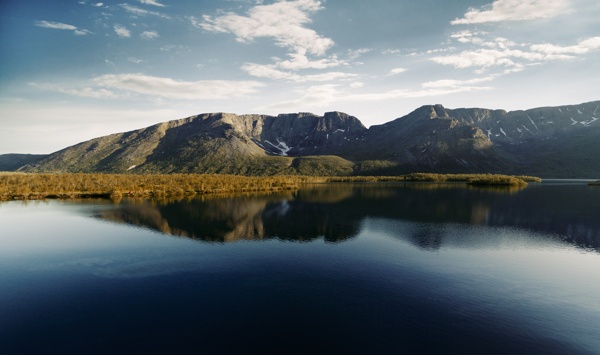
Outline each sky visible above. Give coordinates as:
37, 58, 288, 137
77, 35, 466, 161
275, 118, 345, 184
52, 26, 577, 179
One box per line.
1, 0, 599, 154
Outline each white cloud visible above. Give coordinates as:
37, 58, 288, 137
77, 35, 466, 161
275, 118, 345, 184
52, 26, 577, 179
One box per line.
197, 0, 333, 56
140, 30, 159, 39
350, 82, 364, 89
421, 75, 499, 89
29, 82, 117, 99
275, 50, 345, 70
35, 21, 77, 30
452, 0, 569, 25
388, 67, 407, 75
450, 30, 488, 44
382, 49, 402, 55
258, 82, 494, 112
241, 62, 356, 82
348, 48, 371, 59
94, 2, 104, 7
256, 84, 341, 112
114, 24, 131, 38
257, 79, 500, 111
120, 3, 171, 19
139, 0, 165, 7
29, 74, 265, 101
34, 20, 91, 35
197, 1, 355, 84
128, 57, 143, 64
346, 86, 493, 101
530, 37, 600, 55
74, 29, 92, 36
93, 73, 265, 99
431, 36, 600, 70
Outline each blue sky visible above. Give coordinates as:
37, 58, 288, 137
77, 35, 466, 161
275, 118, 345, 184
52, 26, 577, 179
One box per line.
1, 0, 599, 154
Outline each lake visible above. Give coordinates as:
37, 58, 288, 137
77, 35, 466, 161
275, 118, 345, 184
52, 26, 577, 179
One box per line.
1, 181, 600, 354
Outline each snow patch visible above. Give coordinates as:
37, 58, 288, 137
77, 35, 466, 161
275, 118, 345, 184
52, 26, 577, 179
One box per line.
558, 108, 562, 112
582, 117, 599, 126
527, 115, 539, 131
594, 105, 599, 115
577, 109, 583, 114
334, 129, 345, 133
264, 138, 292, 156
500, 128, 507, 137
127, 165, 136, 171
486, 129, 492, 139
570, 118, 578, 125
522, 125, 531, 133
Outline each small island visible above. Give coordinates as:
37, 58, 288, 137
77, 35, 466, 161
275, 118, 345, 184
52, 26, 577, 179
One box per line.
590, 180, 600, 186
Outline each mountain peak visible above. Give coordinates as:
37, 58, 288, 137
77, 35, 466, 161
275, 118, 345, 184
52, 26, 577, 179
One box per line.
408, 104, 450, 119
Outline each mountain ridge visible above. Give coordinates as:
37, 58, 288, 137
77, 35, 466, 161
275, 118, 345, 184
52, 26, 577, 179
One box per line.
2, 100, 599, 178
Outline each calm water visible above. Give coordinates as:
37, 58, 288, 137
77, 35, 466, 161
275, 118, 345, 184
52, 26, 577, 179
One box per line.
1, 182, 600, 354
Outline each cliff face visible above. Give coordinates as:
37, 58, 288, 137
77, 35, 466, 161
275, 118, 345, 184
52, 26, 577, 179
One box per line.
10, 100, 600, 177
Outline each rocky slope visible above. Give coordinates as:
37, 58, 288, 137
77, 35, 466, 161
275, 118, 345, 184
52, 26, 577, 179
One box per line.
5, 100, 600, 178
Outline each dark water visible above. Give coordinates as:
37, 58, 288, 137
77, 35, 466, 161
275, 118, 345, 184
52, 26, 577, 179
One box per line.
1, 182, 600, 354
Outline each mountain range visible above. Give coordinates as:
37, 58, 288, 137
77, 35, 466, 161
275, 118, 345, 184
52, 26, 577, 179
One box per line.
2, 100, 599, 178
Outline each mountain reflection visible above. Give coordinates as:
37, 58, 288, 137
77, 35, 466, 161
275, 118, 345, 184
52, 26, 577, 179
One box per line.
97, 190, 361, 243
94, 183, 600, 252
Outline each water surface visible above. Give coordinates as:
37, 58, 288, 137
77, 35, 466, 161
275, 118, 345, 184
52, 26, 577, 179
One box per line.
1, 182, 599, 353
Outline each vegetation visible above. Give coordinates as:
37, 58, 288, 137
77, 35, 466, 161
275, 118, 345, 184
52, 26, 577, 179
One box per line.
0, 172, 540, 201
590, 180, 600, 186
0, 173, 302, 201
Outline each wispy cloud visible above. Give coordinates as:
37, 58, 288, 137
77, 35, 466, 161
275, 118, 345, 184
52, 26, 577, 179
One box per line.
127, 57, 143, 64
120, 3, 171, 19
241, 62, 356, 82
430, 36, 600, 70
114, 24, 131, 38
348, 48, 372, 60
388, 67, 407, 75
30, 74, 265, 101
140, 30, 159, 39
93, 73, 265, 99
29, 82, 117, 99
257, 83, 493, 112
139, 0, 165, 7
34, 20, 91, 36
451, 0, 569, 25
256, 84, 341, 111
530, 37, 600, 55
421, 75, 499, 89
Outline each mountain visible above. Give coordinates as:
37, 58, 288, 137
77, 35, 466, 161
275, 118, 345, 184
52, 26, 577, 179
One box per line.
7, 100, 600, 178
0, 154, 47, 172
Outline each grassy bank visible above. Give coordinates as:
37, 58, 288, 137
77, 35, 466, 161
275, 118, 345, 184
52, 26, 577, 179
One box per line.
326, 173, 540, 184
0, 173, 540, 201
0, 173, 304, 201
